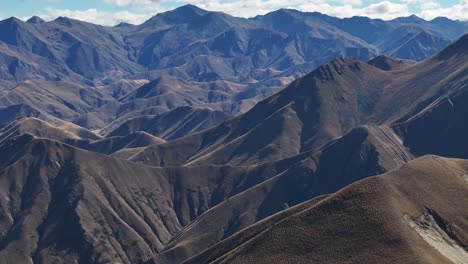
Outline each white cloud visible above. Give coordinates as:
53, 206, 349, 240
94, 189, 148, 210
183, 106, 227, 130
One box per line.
167, 0, 411, 19
177, 0, 468, 20
103, 0, 160, 7
417, 0, 468, 20
26, 0, 468, 26
37, 7, 158, 25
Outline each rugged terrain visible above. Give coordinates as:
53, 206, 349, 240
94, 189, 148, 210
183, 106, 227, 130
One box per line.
0, 5, 466, 124
0, 5, 466, 264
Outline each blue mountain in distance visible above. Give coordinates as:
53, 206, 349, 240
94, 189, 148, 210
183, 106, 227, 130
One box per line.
0, 5, 466, 97
0, 4, 465, 132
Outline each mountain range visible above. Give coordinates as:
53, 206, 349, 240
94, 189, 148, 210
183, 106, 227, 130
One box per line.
0, 4, 467, 264
0, 5, 466, 122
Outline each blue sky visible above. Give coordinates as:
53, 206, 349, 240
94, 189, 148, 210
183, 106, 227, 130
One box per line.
1, 0, 467, 25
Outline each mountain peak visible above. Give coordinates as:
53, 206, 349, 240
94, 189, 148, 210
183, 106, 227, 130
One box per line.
26, 16, 45, 24
300, 58, 364, 83
1, 16, 24, 25
161, 4, 209, 19
367, 55, 412, 71
53, 16, 74, 27
174, 4, 207, 14
431, 16, 452, 23
115, 22, 134, 28
142, 4, 209, 27
392, 14, 426, 23
0, 17, 31, 45
260, 8, 300, 19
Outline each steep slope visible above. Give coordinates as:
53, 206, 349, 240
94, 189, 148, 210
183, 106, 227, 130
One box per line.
0, 135, 290, 263
82, 131, 165, 155
187, 155, 468, 264
0, 121, 415, 264
393, 43, 468, 158
0, 16, 140, 89
148, 125, 413, 263
367, 55, 413, 70
106, 106, 231, 141
0, 104, 48, 125
388, 31, 452, 61
29, 16, 142, 80
98, 79, 149, 99
0, 117, 100, 143
0, 6, 464, 136
0, 118, 163, 155
76, 76, 242, 130
131, 34, 468, 167
117, 75, 231, 116
130, 58, 387, 166
0, 80, 113, 122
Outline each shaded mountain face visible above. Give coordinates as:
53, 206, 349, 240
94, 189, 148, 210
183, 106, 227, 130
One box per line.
386, 31, 452, 61
367, 55, 414, 70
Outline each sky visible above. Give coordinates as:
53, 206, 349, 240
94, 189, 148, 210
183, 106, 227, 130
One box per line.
0, 0, 467, 26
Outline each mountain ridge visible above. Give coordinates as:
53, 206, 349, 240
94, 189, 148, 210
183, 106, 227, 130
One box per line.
0, 5, 465, 121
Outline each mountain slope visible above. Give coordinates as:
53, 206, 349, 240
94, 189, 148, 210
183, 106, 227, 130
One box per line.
0, 80, 113, 122
186, 155, 468, 264
367, 55, 413, 70
0, 133, 329, 263
130, 34, 468, 167
0, 120, 415, 264
387, 30, 452, 61
106, 106, 231, 140
148, 125, 413, 264
0, 118, 164, 155
0, 5, 465, 114
0, 135, 256, 263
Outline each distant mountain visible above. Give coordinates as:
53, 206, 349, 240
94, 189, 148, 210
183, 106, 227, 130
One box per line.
385, 30, 452, 61
130, 34, 468, 167
0, 80, 113, 123
0, 118, 163, 155
0, 5, 465, 118
105, 106, 231, 141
